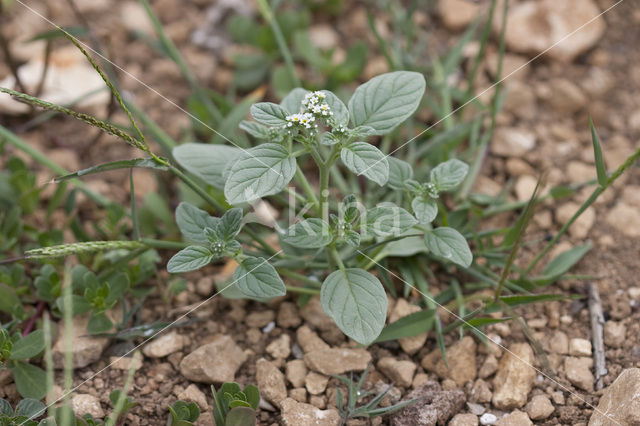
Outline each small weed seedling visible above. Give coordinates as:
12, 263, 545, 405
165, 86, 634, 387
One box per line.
211, 382, 260, 426
167, 400, 200, 426
0, 398, 46, 426
333, 364, 418, 425
0, 328, 46, 399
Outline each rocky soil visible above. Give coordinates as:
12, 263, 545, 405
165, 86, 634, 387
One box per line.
0, 0, 639, 425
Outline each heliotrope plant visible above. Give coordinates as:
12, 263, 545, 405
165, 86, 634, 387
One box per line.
170, 71, 472, 345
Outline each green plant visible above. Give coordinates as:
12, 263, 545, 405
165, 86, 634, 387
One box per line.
0, 398, 46, 426
0, 328, 47, 399
333, 364, 418, 425
167, 401, 200, 426
211, 382, 260, 426
170, 71, 473, 345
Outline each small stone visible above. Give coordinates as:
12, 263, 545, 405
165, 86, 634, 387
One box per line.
470, 379, 492, 403
52, 314, 110, 369
567, 161, 594, 183
280, 398, 341, 426
569, 338, 592, 357
548, 331, 569, 354
564, 357, 594, 392
540, 79, 587, 114
500, 0, 605, 62
555, 203, 595, 238
389, 299, 428, 355
450, 413, 479, 426
492, 343, 536, 410
305, 372, 328, 395
266, 334, 291, 359
479, 355, 499, 379
196, 276, 214, 296
308, 24, 338, 50
629, 287, 640, 300
495, 410, 533, 426
421, 336, 477, 387
304, 348, 371, 375
412, 373, 430, 389
467, 402, 486, 416
514, 175, 538, 202
525, 395, 555, 420
551, 391, 565, 405
286, 360, 308, 388
120, 1, 154, 35
606, 202, 640, 237
492, 128, 536, 157
71, 394, 104, 419
588, 368, 640, 426
438, 0, 485, 30
109, 353, 142, 371
277, 302, 302, 329
391, 381, 465, 426
256, 358, 287, 407
480, 413, 498, 425
143, 331, 187, 358
309, 395, 326, 409
245, 310, 275, 328
178, 384, 209, 411
296, 326, 330, 353
179, 335, 247, 383
289, 387, 307, 402
299, 297, 335, 331
604, 321, 626, 348
377, 357, 416, 388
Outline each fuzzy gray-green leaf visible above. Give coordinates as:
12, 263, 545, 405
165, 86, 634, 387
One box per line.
234, 257, 286, 299
224, 143, 296, 204
175, 202, 220, 243
388, 157, 414, 190
424, 227, 472, 267
250, 102, 289, 127
347, 71, 426, 135
321, 90, 349, 127
340, 142, 389, 186
167, 246, 213, 273
280, 88, 309, 114
411, 196, 438, 224
430, 159, 469, 192
282, 218, 332, 248
362, 204, 417, 237
173, 143, 241, 189
320, 268, 387, 345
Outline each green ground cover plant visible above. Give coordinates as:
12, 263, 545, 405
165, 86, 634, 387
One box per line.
2, 0, 640, 423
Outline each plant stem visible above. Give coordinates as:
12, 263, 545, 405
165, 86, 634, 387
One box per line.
295, 165, 320, 210
330, 247, 346, 272
140, 238, 188, 250
286, 285, 321, 295
168, 165, 224, 212
256, 0, 300, 87
278, 268, 322, 287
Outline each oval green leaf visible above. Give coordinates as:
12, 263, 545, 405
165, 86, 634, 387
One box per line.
224, 144, 296, 204
9, 330, 45, 360
175, 202, 220, 243
250, 102, 289, 127
282, 218, 332, 248
412, 196, 438, 224
12, 361, 47, 400
362, 204, 417, 238
234, 257, 286, 299
173, 143, 241, 189
340, 142, 389, 186
424, 227, 472, 268
320, 268, 387, 345
387, 157, 414, 190
430, 159, 469, 192
348, 71, 426, 135
167, 246, 213, 273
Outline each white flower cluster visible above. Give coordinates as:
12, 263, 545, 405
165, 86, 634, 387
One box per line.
285, 112, 316, 130
302, 91, 333, 117
284, 91, 335, 133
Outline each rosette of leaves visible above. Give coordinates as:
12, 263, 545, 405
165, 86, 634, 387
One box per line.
167, 203, 286, 300
0, 328, 47, 399
212, 382, 260, 426
53, 266, 130, 334
0, 398, 46, 426
167, 401, 200, 426
171, 71, 473, 345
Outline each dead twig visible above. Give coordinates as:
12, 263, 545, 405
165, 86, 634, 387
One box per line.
588, 282, 607, 390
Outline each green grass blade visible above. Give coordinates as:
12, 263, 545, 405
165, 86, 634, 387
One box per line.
55, 158, 168, 182
589, 117, 607, 187
373, 309, 435, 343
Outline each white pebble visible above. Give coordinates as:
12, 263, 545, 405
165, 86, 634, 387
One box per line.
480, 413, 498, 425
